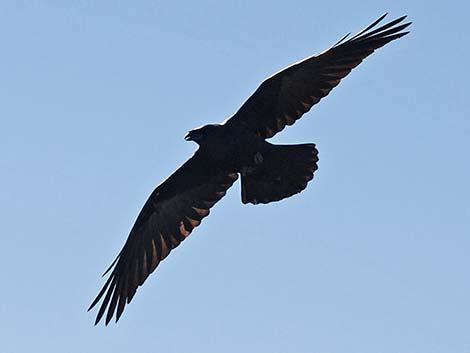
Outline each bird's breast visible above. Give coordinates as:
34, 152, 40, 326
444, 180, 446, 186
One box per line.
201, 132, 265, 172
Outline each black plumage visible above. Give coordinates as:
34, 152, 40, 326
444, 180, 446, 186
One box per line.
89, 14, 411, 325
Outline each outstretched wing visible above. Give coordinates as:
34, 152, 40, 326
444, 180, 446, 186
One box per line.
89, 152, 238, 325
225, 14, 411, 138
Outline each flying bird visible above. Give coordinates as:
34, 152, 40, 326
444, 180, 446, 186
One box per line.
89, 13, 411, 325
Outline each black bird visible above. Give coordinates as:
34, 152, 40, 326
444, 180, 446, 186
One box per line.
89, 14, 411, 325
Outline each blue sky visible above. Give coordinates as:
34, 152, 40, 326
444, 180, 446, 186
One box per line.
1, 1, 469, 352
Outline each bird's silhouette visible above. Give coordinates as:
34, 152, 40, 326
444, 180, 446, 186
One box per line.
89, 13, 411, 325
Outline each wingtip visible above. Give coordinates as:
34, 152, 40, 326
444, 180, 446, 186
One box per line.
92, 309, 112, 326
115, 306, 124, 323
89, 297, 102, 325
394, 15, 410, 28
374, 12, 388, 26
88, 298, 99, 312
332, 32, 351, 47
395, 15, 410, 26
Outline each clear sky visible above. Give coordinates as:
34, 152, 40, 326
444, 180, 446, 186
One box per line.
1, 1, 469, 352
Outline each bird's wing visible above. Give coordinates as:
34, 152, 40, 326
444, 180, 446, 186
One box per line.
89, 152, 238, 325
225, 14, 411, 138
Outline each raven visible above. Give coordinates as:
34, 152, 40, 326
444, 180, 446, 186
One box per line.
89, 14, 411, 325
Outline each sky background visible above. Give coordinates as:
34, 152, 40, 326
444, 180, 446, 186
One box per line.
1, 1, 469, 352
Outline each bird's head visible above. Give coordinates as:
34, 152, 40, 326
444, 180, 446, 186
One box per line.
184, 124, 221, 146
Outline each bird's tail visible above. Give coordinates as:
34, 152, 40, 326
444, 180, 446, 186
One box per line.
241, 143, 319, 204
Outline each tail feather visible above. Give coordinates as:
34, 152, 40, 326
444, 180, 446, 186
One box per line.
241, 143, 319, 204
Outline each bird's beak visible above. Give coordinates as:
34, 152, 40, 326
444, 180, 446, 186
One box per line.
184, 130, 203, 142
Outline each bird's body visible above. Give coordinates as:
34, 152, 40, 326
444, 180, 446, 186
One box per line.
186, 124, 266, 170
186, 123, 319, 204
89, 13, 411, 325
